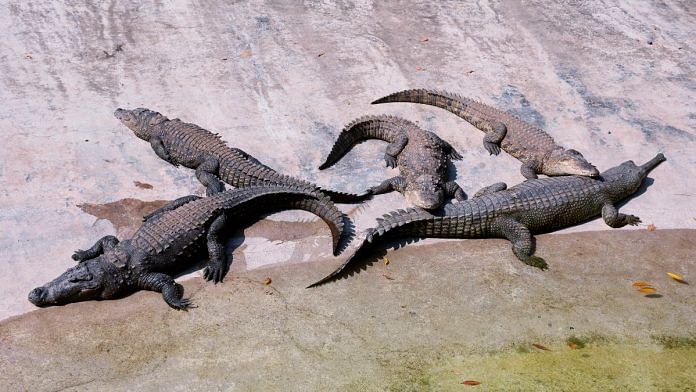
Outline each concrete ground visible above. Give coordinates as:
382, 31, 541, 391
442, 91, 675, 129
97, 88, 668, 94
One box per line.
1, 0, 695, 390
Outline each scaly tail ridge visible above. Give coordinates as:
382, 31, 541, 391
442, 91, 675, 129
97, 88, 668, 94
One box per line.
307, 207, 436, 287
319, 115, 411, 169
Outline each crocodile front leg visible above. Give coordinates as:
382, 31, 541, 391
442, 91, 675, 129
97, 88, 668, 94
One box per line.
369, 176, 407, 195
479, 119, 507, 156
150, 137, 177, 166
72, 235, 120, 262
442, 140, 463, 160
444, 181, 467, 201
520, 160, 541, 180
473, 182, 507, 198
384, 133, 408, 168
196, 157, 225, 196
138, 272, 193, 310
496, 216, 548, 270
602, 203, 641, 228
143, 195, 202, 222
203, 214, 229, 283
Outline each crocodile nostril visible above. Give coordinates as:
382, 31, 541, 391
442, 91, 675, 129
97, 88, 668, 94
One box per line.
28, 287, 45, 304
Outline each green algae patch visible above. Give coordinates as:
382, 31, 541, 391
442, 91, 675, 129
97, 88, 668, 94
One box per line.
389, 343, 696, 391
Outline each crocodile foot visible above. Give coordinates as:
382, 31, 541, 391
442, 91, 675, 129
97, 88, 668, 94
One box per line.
71, 250, 89, 261
203, 261, 227, 283
484, 142, 501, 156
524, 256, 548, 270
626, 215, 641, 225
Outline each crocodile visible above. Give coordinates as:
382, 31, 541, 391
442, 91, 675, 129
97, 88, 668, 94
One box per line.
308, 153, 665, 287
28, 185, 344, 310
372, 89, 600, 180
114, 108, 369, 202
319, 115, 466, 210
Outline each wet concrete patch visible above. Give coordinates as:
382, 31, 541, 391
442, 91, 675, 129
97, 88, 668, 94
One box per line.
78, 198, 169, 237
2, 229, 694, 391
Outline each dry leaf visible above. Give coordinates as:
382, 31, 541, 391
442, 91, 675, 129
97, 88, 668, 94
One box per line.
632, 281, 651, 287
382, 274, 395, 280
467, 70, 475, 73
263, 277, 272, 285
667, 272, 688, 284
133, 181, 153, 190
568, 343, 578, 349
532, 343, 551, 351
638, 287, 657, 293
419, 36, 429, 42
415, 66, 424, 71
25, 54, 33, 59
461, 380, 481, 386
647, 223, 656, 231
317, 52, 325, 57
383, 257, 390, 265
240, 49, 252, 58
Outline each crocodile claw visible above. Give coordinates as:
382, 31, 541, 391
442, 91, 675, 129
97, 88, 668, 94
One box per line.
168, 297, 195, 311
384, 154, 397, 168
203, 262, 226, 284
484, 142, 501, 156
525, 256, 548, 270
626, 215, 641, 226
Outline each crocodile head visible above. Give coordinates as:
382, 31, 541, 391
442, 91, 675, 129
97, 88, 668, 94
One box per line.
114, 108, 169, 140
544, 149, 599, 177
28, 257, 129, 307
601, 153, 666, 199
406, 175, 444, 210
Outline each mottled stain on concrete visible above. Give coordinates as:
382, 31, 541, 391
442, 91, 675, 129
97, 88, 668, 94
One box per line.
78, 198, 169, 237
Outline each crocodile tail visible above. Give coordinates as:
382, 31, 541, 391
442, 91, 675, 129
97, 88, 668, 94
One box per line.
306, 207, 437, 287
231, 184, 346, 256
319, 188, 373, 203
319, 115, 410, 170
372, 89, 487, 128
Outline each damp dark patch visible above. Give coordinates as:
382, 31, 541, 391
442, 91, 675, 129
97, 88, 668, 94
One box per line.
557, 67, 636, 116
255, 16, 271, 31
496, 85, 546, 128
78, 198, 170, 234
133, 181, 154, 190
653, 335, 696, 349
626, 117, 695, 143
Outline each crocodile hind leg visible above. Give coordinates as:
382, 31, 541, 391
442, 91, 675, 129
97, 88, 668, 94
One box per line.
496, 216, 548, 270
203, 214, 229, 283
143, 195, 202, 222
72, 235, 120, 262
383, 134, 408, 168
444, 181, 467, 201
138, 272, 194, 310
369, 176, 406, 195
196, 156, 225, 196
602, 203, 641, 228
473, 182, 507, 198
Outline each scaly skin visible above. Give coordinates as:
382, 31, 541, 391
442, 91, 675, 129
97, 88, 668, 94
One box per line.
29, 185, 344, 310
372, 89, 600, 180
320, 115, 466, 210
308, 154, 665, 287
114, 108, 369, 203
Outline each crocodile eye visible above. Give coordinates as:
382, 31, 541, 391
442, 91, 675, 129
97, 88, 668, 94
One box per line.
68, 267, 92, 282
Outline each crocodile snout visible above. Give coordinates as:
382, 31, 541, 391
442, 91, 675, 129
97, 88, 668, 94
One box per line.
28, 287, 46, 305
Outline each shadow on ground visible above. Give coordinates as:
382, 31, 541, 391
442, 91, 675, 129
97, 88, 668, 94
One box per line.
2, 229, 694, 391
